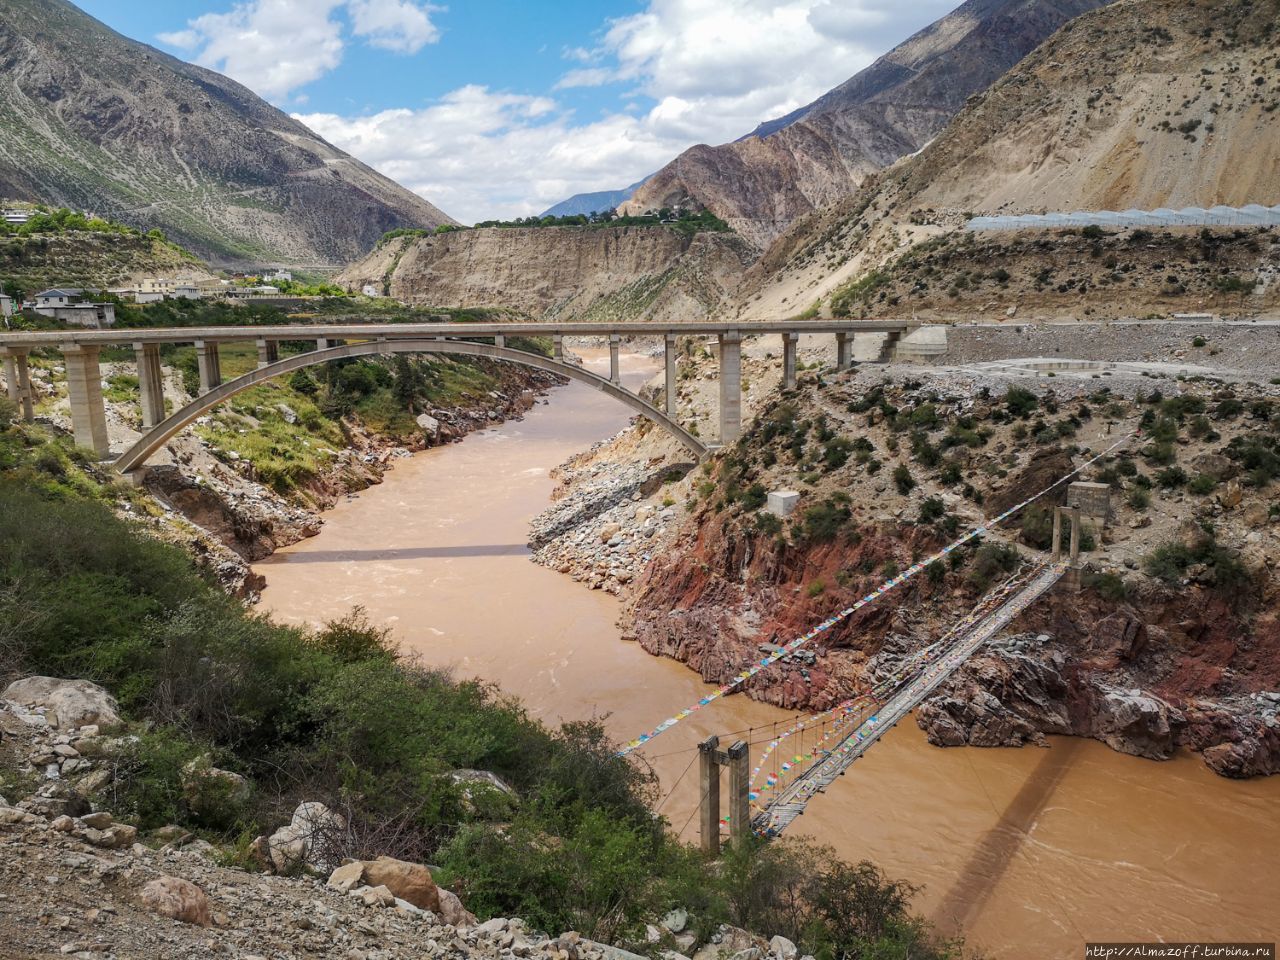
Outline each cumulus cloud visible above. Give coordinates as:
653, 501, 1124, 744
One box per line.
159, 0, 442, 101
176, 0, 965, 220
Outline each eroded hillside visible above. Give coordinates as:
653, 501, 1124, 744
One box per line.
338, 226, 754, 322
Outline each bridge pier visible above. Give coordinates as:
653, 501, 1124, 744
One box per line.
494, 335, 506, 350
316, 337, 332, 352
836, 331, 853, 371
719, 332, 742, 444
664, 334, 678, 416
698, 735, 751, 855
552, 335, 564, 361
194, 341, 222, 395
133, 343, 166, 430
256, 338, 279, 369
608, 335, 622, 386
782, 332, 798, 390
62, 344, 110, 457
1, 346, 35, 422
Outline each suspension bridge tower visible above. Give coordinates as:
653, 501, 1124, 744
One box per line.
697, 735, 751, 855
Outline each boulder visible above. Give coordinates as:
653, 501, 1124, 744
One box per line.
1088, 685, 1185, 760
181, 756, 251, 815
416, 413, 441, 439
259, 801, 346, 873
437, 887, 477, 928
769, 937, 797, 960
662, 908, 689, 934
1, 677, 120, 731
139, 876, 212, 927
327, 860, 366, 894
360, 856, 440, 913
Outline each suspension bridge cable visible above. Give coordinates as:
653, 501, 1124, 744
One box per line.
654, 752, 700, 815
618, 432, 1134, 757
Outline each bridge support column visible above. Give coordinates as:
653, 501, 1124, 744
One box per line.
552, 335, 564, 361
609, 335, 621, 386
836, 331, 853, 371
727, 740, 750, 847
1069, 506, 1081, 565
62, 344, 110, 457
664, 334, 678, 417
1051, 507, 1063, 563
2, 347, 34, 422
256, 338, 279, 369
698, 736, 721, 856
133, 343, 166, 430
782, 332, 798, 391
316, 337, 332, 352
495, 335, 506, 350
718, 331, 742, 444
194, 341, 221, 395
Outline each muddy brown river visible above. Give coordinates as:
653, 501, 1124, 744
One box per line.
257, 353, 1280, 958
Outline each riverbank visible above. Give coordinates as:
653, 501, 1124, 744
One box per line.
249, 351, 1280, 957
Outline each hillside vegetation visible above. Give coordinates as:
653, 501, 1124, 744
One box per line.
0, 407, 969, 959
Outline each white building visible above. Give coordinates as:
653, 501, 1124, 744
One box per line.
33, 288, 84, 309
361, 284, 380, 298
266, 269, 293, 283
2, 209, 32, 225
0, 293, 12, 319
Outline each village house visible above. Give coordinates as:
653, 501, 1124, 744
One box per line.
33, 287, 83, 309
0, 293, 13, 319
32, 288, 115, 328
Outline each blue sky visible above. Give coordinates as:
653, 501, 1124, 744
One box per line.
75, 0, 958, 223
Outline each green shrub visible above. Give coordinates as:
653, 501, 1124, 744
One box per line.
801, 498, 852, 543
1005, 386, 1039, 418
966, 542, 1022, 592
893, 464, 915, 495
918, 498, 946, 524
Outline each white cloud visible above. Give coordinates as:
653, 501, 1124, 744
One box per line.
179, 0, 966, 220
347, 0, 441, 53
160, 0, 442, 101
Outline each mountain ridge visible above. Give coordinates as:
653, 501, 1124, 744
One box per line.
0, 0, 456, 269
622, 0, 1112, 249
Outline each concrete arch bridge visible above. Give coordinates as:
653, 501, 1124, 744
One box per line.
0, 320, 915, 475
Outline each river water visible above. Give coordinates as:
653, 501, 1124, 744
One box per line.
256, 353, 1280, 958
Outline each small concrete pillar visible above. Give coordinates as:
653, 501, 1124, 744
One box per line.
782, 332, 798, 390
1069, 506, 1082, 565
718, 331, 742, 444
609, 334, 621, 386
495, 335, 506, 350
878, 330, 902, 363
2, 347, 34, 422
767, 490, 800, 517
698, 736, 721, 856
62, 344, 110, 457
316, 337, 332, 352
664, 334, 678, 416
256, 338, 279, 369
133, 342, 166, 430
727, 740, 751, 846
836, 331, 853, 371
1052, 506, 1064, 562
194, 340, 221, 395
553, 335, 564, 361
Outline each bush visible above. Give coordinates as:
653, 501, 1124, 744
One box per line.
801, 498, 852, 543
1187, 474, 1217, 495
1005, 386, 1039, 418
893, 464, 915, 495
918, 498, 945, 524
1082, 571, 1131, 602
966, 542, 1021, 591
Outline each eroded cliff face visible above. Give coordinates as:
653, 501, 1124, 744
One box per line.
338, 226, 754, 321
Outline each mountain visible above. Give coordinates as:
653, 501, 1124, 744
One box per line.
338, 226, 752, 322
540, 180, 648, 218
0, 0, 456, 269
734, 0, 1280, 321
622, 0, 1113, 249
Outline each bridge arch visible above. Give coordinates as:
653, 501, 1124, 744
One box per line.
114, 338, 709, 474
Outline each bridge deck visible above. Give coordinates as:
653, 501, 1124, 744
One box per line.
753, 562, 1067, 838
0, 319, 911, 347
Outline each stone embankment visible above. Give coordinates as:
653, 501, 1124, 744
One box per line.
528, 449, 684, 596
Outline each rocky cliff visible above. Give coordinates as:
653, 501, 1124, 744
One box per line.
338, 226, 754, 321
0, 0, 455, 268
616, 350, 1280, 776
623, 0, 1112, 250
